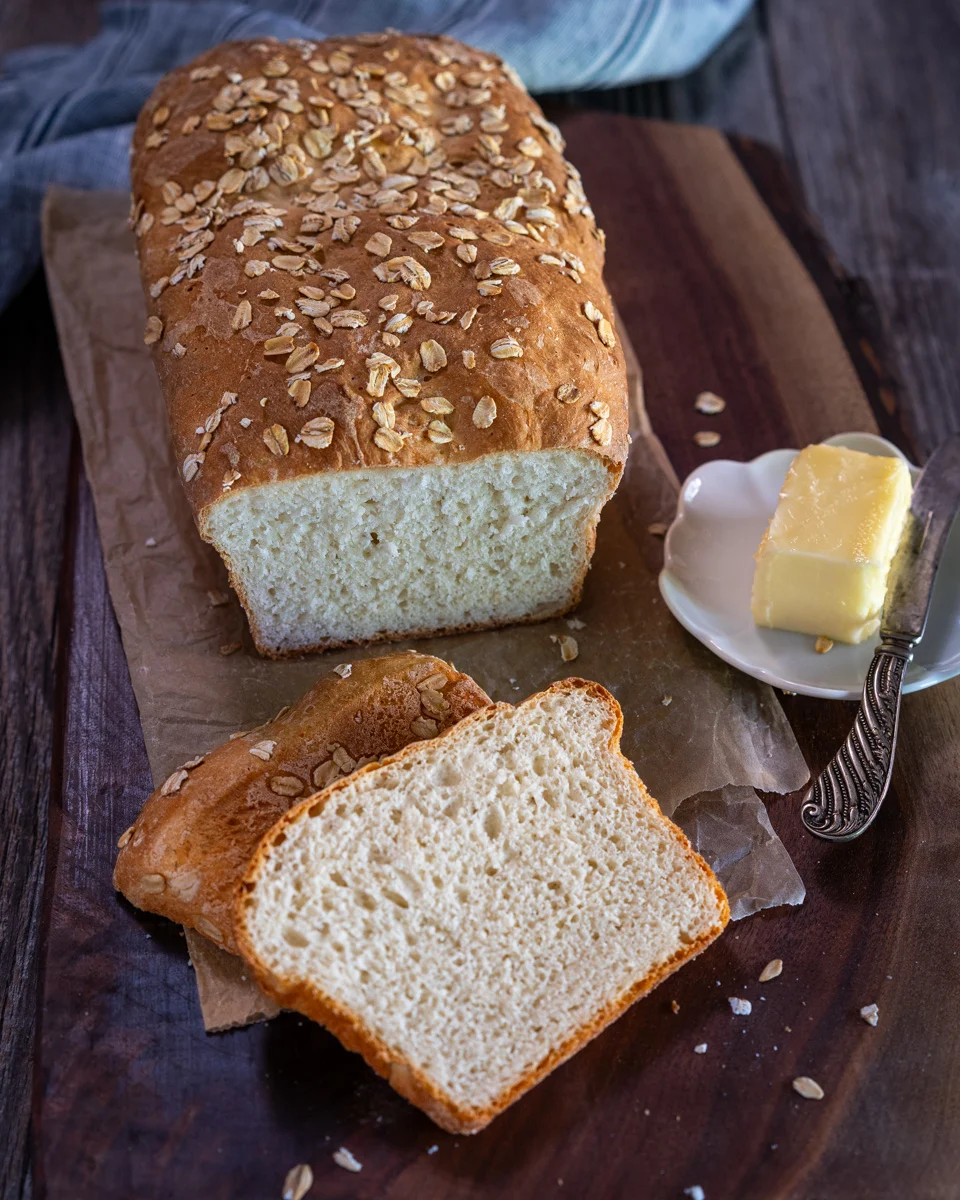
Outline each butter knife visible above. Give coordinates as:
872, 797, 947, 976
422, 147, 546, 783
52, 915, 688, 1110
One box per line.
801, 433, 960, 842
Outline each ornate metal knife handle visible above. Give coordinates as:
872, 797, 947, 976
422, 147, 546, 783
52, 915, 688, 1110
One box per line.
801, 636, 913, 842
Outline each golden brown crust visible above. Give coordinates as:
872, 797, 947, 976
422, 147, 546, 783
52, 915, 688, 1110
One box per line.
113, 651, 491, 953
234, 678, 729, 1133
132, 34, 627, 514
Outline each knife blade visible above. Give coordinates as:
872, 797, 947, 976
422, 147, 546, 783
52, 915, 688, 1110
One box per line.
881, 432, 960, 642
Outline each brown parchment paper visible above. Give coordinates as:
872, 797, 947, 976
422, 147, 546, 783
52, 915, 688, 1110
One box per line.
42, 186, 809, 1031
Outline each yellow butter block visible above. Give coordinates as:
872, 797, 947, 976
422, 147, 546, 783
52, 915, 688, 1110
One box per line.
751, 443, 912, 644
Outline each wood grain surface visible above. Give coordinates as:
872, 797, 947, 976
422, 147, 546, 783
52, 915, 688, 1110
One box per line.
26, 113, 960, 1200
767, 0, 960, 456
0, 277, 72, 1200
3, 3, 960, 1197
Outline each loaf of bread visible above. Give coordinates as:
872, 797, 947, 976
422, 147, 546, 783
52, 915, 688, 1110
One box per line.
235, 679, 729, 1133
131, 33, 628, 656
114, 651, 491, 954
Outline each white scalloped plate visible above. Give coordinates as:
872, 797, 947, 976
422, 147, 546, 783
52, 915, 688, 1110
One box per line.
659, 432, 960, 699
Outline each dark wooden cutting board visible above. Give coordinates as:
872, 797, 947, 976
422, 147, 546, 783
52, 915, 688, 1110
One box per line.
33, 114, 960, 1200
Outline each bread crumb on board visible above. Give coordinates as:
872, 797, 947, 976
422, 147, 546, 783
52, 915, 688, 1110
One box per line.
694, 1043, 708, 1054
729, 996, 752, 1016
550, 633, 579, 662
860, 1003, 879, 1026
684, 1186, 706, 1200
333, 1147, 362, 1173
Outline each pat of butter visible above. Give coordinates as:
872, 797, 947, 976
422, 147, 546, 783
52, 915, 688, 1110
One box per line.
751, 444, 912, 644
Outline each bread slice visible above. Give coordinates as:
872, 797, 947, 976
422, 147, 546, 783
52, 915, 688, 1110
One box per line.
235, 679, 729, 1133
114, 652, 491, 954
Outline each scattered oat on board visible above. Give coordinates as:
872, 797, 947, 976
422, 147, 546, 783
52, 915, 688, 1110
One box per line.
333, 663, 353, 678
219, 642, 242, 656
860, 1003, 879, 1026
332, 1147, 362, 1173
550, 634, 579, 662
815, 636, 835, 654
144, 536, 157, 548
647, 522, 668, 537
759, 958, 783, 982
695, 391, 726, 415
729, 997, 752, 1016
661, 695, 672, 707
670, 999, 680, 1014
207, 589, 229, 607
694, 430, 721, 448
282, 1162, 313, 1200
792, 1076, 825, 1100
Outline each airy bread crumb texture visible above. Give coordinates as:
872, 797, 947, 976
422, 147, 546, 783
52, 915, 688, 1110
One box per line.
237, 680, 728, 1130
205, 449, 611, 652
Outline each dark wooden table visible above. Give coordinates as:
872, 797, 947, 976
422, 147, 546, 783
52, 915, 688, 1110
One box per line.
2, 3, 959, 1198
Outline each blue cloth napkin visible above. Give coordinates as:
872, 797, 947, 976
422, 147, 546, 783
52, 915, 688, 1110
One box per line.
0, 0, 752, 312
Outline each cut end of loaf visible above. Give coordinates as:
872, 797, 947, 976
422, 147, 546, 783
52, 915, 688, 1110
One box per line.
203, 450, 614, 655
235, 679, 728, 1132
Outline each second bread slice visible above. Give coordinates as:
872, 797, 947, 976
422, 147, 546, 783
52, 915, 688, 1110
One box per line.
114, 652, 490, 954
236, 679, 729, 1132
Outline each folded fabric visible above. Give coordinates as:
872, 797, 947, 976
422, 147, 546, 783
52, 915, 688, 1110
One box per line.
0, 0, 752, 313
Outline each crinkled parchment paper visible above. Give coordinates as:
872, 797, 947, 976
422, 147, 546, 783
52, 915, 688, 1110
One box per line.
42, 187, 808, 1031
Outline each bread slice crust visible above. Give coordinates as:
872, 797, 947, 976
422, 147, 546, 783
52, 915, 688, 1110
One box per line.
235, 678, 729, 1133
114, 651, 491, 953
